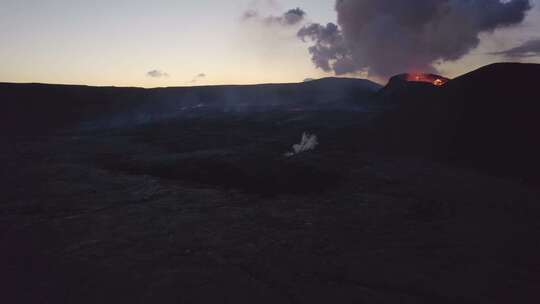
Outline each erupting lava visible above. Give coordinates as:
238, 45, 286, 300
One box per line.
405, 73, 449, 86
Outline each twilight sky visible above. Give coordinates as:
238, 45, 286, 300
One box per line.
1, 0, 539, 87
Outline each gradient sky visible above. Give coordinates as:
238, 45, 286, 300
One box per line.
1, 0, 539, 87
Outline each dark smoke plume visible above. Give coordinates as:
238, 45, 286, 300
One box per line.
298, 0, 532, 78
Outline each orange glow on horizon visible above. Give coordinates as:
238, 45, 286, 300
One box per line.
405, 73, 449, 86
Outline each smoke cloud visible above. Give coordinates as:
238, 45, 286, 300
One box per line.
243, 7, 306, 26
298, 0, 532, 78
190, 73, 207, 83
147, 70, 169, 78
491, 38, 540, 57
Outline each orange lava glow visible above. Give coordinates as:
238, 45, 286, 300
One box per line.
406, 73, 449, 86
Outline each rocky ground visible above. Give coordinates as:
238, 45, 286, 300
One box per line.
1, 111, 539, 303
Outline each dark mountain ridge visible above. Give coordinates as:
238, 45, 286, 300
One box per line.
375, 62, 540, 181
0, 77, 381, 134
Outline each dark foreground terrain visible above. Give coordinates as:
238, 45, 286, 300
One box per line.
1, 64, 539, 303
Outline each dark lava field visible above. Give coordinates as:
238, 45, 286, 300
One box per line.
1, 63, 539, 303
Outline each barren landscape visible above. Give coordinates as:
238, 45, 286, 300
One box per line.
2, 63, 539, 303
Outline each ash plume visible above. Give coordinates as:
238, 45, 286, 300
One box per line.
298, 0, 532, 78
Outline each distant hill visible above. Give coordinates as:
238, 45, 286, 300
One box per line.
0, 78, 381, 134
0, 83, 147, 134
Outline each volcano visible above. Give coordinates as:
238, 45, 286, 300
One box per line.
374, 63, 540, 182
374, 72, 449, 106
404, 73, 449, 86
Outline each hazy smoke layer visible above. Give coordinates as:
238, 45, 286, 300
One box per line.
244, 7, 306, 26
190, 73, 207, 83
298, 0, 532, 78
147, 70, 169, 78
492, 38, 540, 57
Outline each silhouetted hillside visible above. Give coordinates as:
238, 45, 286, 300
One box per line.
375, 63, 540, 181
0, 78, 381, 134
0, 83, 146, 134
